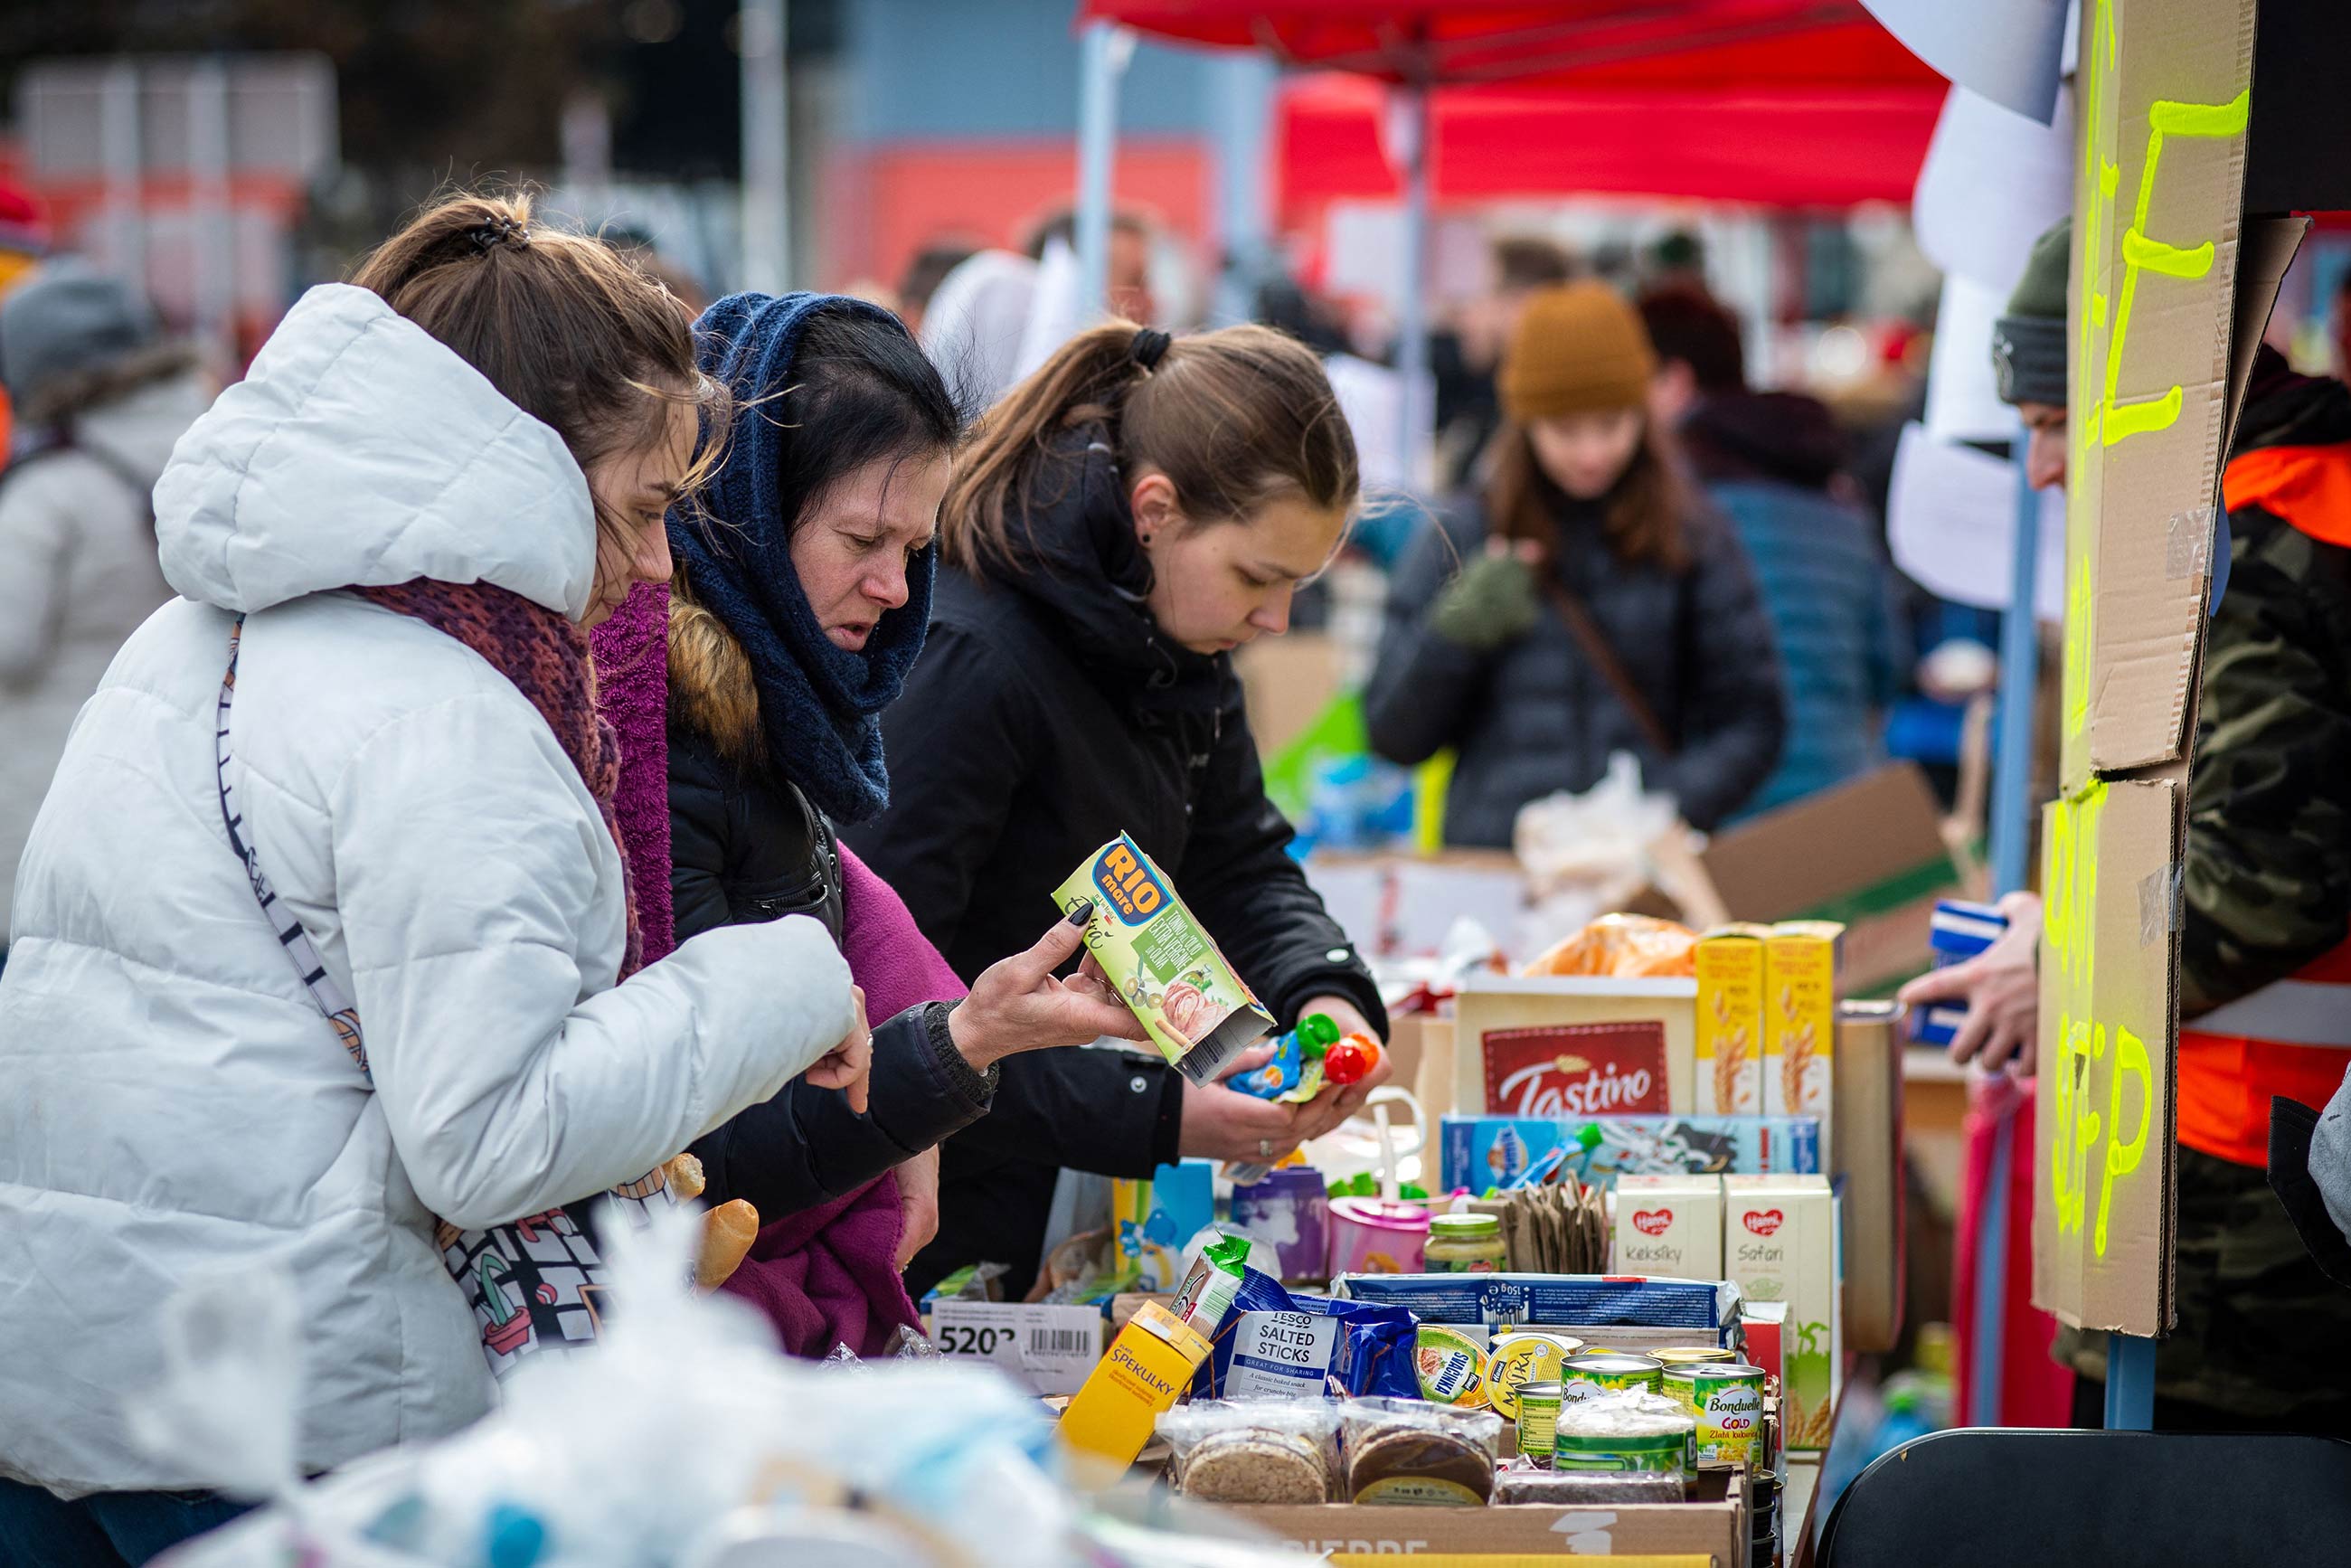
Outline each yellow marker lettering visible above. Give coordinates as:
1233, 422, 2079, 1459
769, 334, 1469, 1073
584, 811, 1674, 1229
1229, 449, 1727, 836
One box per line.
2095, 1025, 2154, 1257
2050, 1008, 2077, 1228
2070, 1019, 2104, 1238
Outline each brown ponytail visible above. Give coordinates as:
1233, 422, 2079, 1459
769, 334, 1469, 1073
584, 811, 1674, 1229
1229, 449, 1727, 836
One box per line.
939, 319, 1357, 577
348, 192, 728, 521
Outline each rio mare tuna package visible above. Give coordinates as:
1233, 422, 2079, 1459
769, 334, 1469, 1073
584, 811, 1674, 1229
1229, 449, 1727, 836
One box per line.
1057, 834, 1276, 1084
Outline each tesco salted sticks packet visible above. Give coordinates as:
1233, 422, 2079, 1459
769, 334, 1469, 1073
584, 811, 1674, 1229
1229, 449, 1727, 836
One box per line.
1057, 833, 1276, 1085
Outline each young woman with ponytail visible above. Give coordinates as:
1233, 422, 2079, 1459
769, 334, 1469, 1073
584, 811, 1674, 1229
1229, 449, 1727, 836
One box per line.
0, 195, 864, 1556
845, 322, 1391, 1301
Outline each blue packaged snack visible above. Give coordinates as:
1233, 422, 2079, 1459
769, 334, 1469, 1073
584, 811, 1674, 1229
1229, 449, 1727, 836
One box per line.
1328, 1310, 1420, 1400
1194, 1268, 1419, 1400
1913, 899, 2008, 1046
1440, 1115, 1820, 1195
1335, 1272, 1741, 1336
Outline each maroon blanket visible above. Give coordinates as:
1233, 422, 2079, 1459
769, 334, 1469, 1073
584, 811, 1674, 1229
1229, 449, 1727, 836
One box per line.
592, 581, 966, 1356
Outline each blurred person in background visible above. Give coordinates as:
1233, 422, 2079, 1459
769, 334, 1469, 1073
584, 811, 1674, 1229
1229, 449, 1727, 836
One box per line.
920, 249, 1039, 411
1025, 208, 1157, 326
0, 261, 208, 971
896, 240, 979, 337
0, 183, 49, 463
1432, 234, 1577, 489
850, 320, 1391, 1302
1642, 284, 1906, 817
1366, 280, 1785, 845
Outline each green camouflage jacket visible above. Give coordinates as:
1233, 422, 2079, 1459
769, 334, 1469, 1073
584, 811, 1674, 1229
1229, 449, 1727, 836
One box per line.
2180, 371, 2351, 1015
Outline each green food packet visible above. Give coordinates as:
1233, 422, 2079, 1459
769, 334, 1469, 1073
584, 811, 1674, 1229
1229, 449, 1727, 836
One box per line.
1055, 832, 1276, 1085
1168, 1232, 1251, 1333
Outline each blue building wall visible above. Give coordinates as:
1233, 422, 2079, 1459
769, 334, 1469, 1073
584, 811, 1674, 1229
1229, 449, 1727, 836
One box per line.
838, 0, 1218, 142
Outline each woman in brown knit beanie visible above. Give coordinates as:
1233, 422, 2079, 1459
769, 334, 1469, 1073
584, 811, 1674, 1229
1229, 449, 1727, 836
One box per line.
1365, 279, 1786, 845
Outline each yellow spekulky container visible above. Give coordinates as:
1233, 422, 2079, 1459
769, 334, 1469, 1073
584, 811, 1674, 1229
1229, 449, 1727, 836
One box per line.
1058, 1299, 1214, 1486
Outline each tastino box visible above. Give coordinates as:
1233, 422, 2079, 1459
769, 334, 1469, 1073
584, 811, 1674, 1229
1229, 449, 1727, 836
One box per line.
1723, 1174, 1838, 1451
1695, 925, 1768, 1115
1613, 1174, 1723, 1280
1762, 922, 1842, 1162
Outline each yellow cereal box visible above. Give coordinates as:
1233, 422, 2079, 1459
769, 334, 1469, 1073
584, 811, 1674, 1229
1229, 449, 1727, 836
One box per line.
1694, 925, 1768, 1115
1762, 921, 1841, 1162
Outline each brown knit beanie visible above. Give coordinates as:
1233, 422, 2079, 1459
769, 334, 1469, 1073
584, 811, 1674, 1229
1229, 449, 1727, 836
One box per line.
1500, 280, 1658, 420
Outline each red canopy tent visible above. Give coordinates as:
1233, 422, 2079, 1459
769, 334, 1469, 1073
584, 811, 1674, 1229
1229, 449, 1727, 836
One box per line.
1078, 0, 1931, 88
1072, 0, 1937, 459
1275, 71, 1942, 225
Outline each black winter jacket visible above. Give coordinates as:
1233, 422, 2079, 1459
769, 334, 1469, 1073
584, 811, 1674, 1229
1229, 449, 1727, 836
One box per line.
666, 594, 997, 1222
1365, 484, 1786, 845
846, 427, 1385, 1300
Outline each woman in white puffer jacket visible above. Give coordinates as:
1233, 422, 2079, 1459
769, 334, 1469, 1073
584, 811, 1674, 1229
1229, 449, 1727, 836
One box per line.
0, 195, 865, 1558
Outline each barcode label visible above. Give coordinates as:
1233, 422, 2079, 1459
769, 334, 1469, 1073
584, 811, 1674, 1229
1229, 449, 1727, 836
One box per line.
929, 1300, 1102, 1396
1174, 1011, 1273, 1085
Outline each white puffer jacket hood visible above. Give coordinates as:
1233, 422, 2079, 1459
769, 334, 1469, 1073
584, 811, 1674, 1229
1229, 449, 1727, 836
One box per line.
0, 284, 854, 1497
156, 282, 596, 619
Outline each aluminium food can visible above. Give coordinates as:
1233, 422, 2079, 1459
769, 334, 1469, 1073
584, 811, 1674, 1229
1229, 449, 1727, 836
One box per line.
1674, 1363, 1768, 1466
1515, 1381, 1564, 1468
1551, 1425, 1695, 1478
1560, 1352, 1664, 1403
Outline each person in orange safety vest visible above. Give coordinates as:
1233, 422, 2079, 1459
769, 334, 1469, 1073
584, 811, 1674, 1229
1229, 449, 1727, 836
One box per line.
1904, 214, 2351, 1431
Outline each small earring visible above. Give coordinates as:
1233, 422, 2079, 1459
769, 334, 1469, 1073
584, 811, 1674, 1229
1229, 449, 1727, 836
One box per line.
1140, 532, 1154, 543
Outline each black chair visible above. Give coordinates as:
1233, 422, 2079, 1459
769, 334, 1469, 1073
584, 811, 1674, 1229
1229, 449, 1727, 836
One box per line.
1817, 1429, 2351, 1567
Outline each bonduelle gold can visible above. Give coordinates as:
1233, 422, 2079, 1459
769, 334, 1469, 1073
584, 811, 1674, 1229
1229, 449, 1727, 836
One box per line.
1677, 1363, 1768, 1466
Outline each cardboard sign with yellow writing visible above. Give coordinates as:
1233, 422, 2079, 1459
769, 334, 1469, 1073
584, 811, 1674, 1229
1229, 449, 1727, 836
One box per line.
2035, 779, 2180, 1333
2029, 0, 2303, 1338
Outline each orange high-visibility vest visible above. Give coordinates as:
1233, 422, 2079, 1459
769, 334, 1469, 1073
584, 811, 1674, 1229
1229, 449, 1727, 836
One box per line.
2177, 939, 2351, 1167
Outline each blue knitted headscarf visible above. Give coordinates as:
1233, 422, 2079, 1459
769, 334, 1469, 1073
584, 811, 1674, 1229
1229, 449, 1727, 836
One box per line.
671, 291, 938, 825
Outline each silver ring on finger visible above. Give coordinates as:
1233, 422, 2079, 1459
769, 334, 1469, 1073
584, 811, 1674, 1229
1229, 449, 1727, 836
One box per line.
1259, 1138, 1275, 1159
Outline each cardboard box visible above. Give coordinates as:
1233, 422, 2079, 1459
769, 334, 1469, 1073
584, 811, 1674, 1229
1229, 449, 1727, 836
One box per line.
1834, 1001, 1905, 1355
1724, 1175, 1838, 1451
1235, 630, 1344, 758
1740, 1299, 1788, 1390
1614, 1175, 1724, 1281
1302, 849, 1527, 965
1218, 1467, 1744, 1561
1414, 1015, 1458, 1118
1453, 976, 1696, 1117
1630, 763, 1962, 996
1695, 926, 1768, 1115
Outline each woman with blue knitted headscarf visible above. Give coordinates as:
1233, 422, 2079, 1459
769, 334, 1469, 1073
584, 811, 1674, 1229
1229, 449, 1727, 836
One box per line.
591, 292, 1140, 1355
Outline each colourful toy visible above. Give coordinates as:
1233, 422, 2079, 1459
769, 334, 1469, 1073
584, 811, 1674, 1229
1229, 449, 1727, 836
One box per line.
1323, 1032, 1383, 1087
1229, 1013, 1341, 1101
